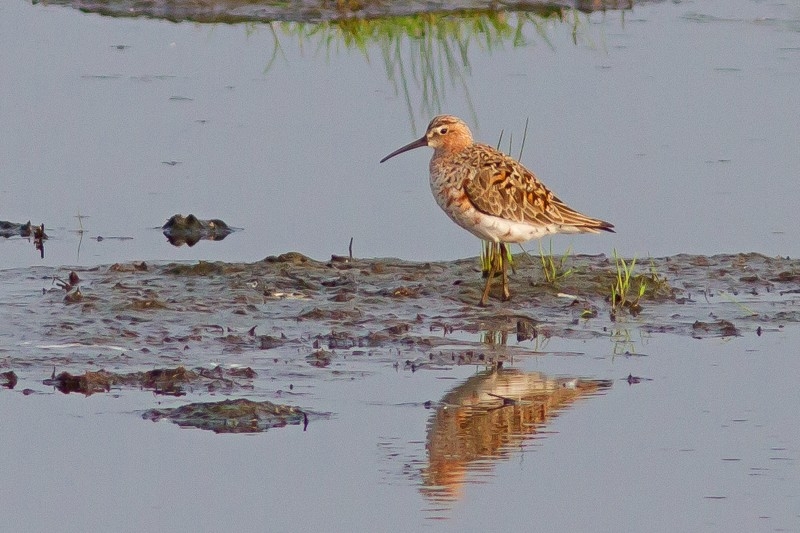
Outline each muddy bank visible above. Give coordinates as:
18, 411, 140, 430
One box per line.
0, 251, 797, 421
2, 252, 798, 364
41, 365, 257, 396
34, 0, 644, 24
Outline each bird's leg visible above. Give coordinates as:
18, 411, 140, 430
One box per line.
480, 243, 499, 306
500, 243, 511, 301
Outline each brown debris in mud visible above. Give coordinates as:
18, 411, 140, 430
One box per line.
297, 307, 362, 322
42, 365, 257, 396
128, 298, 168, 311
53, 271, 81, 292
109, 262, 148, 272
1, 371, 18, 389
772, 271, 800, 283
306, 349, 333, 367
164, 261, 231, 276
264, 251, 316, 265
64, 288, 83, 304
44, 370, 112, 395
692, 320, 740, 338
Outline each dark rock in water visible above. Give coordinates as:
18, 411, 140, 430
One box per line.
0, 220, 47, 240
0, 220, 32, 238
41, 365, 258, 397
1, 371, 17, 389
691, 319, 741, 338
162, 213, 238, 246
142, 398, 311, 433
264, 251, 315, 264
1, 220, 49, 258
43, 370, 112, 395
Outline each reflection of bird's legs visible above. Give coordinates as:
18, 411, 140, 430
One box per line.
500, 243, 511, 301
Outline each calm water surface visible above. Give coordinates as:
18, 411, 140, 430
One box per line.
1, 0, 799, 268
3, 330, 799, 532
1, 1, 800, 531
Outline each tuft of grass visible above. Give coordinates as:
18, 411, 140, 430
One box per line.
539, 239, 573, 285
610, 249, 646, 318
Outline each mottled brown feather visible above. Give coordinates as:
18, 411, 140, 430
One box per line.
461, 143, 613, 233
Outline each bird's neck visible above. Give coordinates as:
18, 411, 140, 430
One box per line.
432, 140, 472, 160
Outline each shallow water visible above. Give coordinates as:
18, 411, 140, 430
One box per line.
2, 0, 800, 531
5, 332, 800, 532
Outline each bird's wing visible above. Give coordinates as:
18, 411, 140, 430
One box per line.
463, 145, 613, 231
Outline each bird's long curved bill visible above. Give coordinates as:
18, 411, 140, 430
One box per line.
380, 136, 428, 163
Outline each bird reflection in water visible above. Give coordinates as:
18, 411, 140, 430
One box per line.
421, 368, 612, 504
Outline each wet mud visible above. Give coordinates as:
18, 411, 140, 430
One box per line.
1, 252, 798, 431
34, 0, 638, 24
42, 365, 257, 396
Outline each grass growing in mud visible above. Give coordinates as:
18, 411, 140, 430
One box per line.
539, 240, 573, 285
606, 250, 673, 320
610, 250, 645, 315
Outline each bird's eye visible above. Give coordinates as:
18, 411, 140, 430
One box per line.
439, 127, 448, 134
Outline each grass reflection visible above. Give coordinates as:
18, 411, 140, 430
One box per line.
263, 9, 579, 131
36, 0, 624, 131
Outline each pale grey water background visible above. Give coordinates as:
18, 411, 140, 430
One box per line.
1, 0, 799, 268
2, 1, 800, 532
3, 331, 799, 532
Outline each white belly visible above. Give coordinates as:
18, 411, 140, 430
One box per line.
432, 186, 584, 244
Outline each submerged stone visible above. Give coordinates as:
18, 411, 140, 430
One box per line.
1, 371, 18, 389
0, 220, 35, 238
142, 398, 308, 433
162, 214, 237, 247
